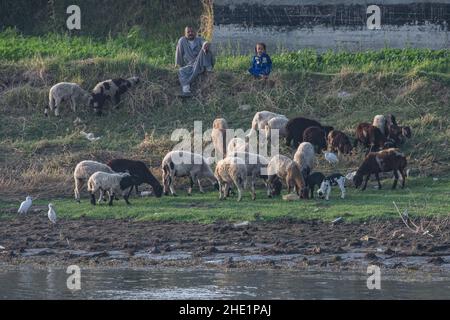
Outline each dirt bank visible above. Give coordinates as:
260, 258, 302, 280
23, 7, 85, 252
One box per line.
0, 214, 449, 271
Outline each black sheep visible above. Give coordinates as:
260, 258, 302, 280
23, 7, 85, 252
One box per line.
303, 126, 327, 153
107, 159, 163, 198
305, 172, 325, 199
285, 117, 323, 149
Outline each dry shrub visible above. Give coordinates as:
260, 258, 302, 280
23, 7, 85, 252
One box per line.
199, 0, 214, 41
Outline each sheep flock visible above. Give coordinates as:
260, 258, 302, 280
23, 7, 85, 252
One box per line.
56, 80, 412, 204
38, 75, 415, 204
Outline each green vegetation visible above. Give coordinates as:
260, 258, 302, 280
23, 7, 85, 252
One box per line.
1, 178, 449, 223
0, 30, 448, 75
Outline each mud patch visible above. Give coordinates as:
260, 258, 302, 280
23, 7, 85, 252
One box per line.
0, 215, 449, 271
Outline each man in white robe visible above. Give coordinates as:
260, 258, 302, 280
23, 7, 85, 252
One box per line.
175, 26, 214, 95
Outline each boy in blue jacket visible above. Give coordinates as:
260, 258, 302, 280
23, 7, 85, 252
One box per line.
249, 43, 272, 79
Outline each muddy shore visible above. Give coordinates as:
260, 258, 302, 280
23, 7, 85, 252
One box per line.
1, 214, 449, 272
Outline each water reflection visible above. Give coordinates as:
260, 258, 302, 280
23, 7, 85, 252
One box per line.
0, 266, 449, 300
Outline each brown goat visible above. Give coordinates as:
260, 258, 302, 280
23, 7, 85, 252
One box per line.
353, 148, 407, 191
354, 123, 386, 152
327, 130, 353, 155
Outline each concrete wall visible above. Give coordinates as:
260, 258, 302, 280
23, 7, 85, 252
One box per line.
213, 0, 450, 53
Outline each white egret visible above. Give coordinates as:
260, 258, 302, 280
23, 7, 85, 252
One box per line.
18, 196, 33, 214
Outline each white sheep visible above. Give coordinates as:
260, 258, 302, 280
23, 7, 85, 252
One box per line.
227, 137, 248, 154
267, 154, 306, 196
211, 118, 228, 160
294, 142, 316, 180
250, 111, 283, 132
91, 77, 140, 115
73, 160, 115, 203
264, 115, 289, 144
373, 115, 387, 136
215, 157, 247, 202
45, 82, 92, 117
87, 172, 137, 206
248, 111, 285, 145
161, 151, 217, 196
228, 151, 271, 200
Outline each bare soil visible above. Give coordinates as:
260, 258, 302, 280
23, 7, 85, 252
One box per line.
1, 214, 449, 271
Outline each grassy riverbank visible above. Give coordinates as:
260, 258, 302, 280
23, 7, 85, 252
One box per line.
0, 30, 449, 222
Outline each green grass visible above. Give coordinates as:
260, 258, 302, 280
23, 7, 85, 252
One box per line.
0, 30, 449, 74
1, 178, 449, 223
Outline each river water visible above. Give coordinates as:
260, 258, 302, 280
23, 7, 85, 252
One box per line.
1, 266, 449, 300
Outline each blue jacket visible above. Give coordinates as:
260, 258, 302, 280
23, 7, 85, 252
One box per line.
249, 53, 272, 77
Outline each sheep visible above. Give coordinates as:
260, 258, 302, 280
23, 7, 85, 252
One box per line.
215, 157, 248, 202
211, 118, 229, 160
248, 111, 285, 147
87, 172, 138, 206
386, 123, 403, 147
327, 130, 353, 155
305, 172, 325, 199
303, 126, 327, 153
317, 173, 346, 200
353, 148, 407, 191
285, 117, 334, 149
294, 142, 316, 182
264, 115, 289, 144
45, 82, 92, 117
227, 137, 248, 154
228, 151, 272, 200
161, 151, 218, 196
73, 160, 115, 203
401, 126, 412, 139
250, 111, 283, 133
399, 126, 412, 145
354, 123, 386, 152
373, 114, 404, 146
91, 77, 140, 115
266, 155, 307, 198
106, 159, 163, 198
385, 113, 405, 146
372, 115, 387, 136
386, 114, 398, 129
384, 137, 398, 149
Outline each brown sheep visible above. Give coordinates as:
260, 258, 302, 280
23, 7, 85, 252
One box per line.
327, 130, 353, 155
354, 123, 386, 152
353, 148, 407, 191
266, 155, 307, 198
